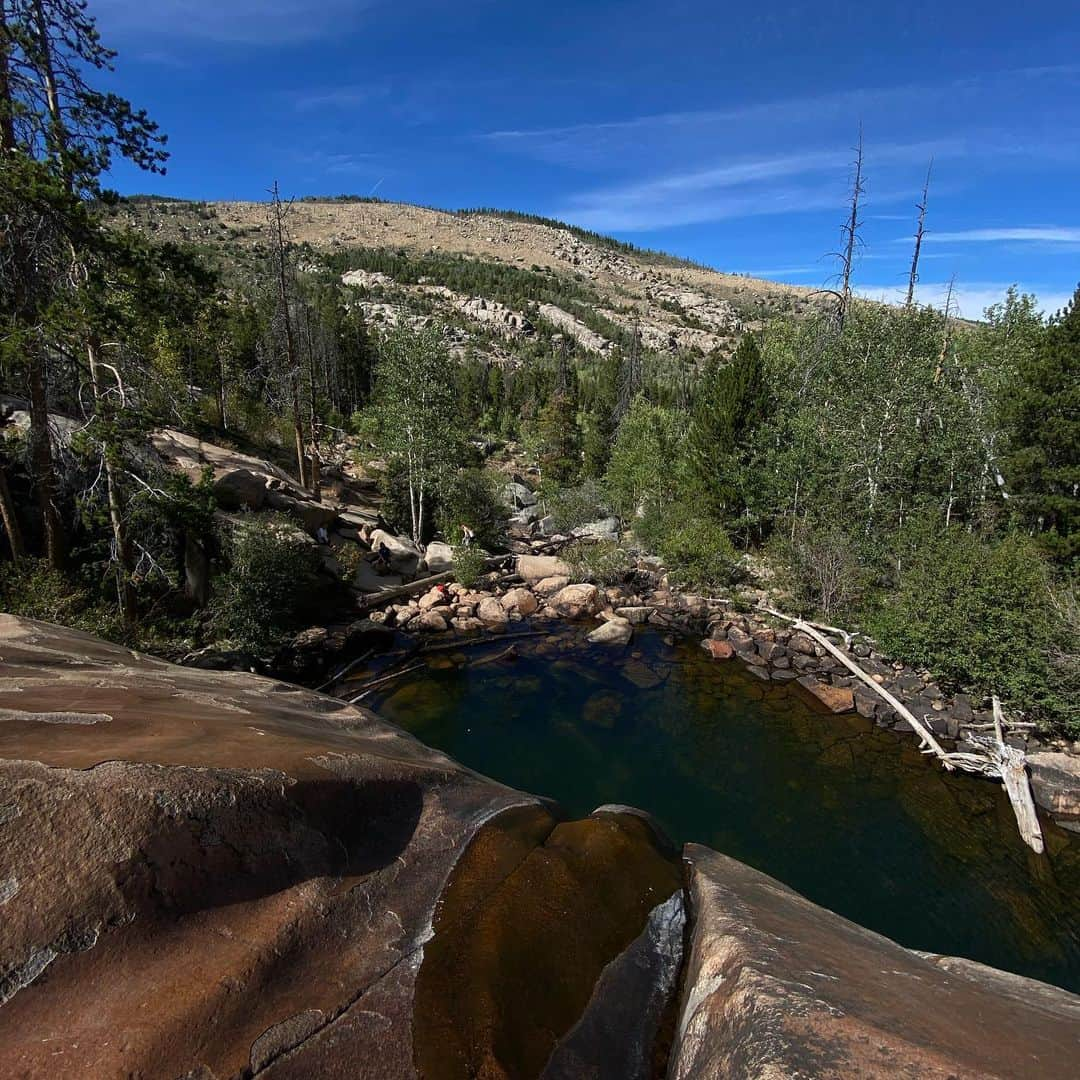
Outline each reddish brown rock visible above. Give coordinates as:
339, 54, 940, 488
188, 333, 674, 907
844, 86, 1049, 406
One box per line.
702, 639, 735, 660
796, 674, 855, 713
671, 846, 1080, 1080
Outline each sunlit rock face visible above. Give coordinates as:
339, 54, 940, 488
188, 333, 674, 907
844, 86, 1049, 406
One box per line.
0, 615, 1078, 1079
0, 616, 681, 1077
671, 846, 1080, 1080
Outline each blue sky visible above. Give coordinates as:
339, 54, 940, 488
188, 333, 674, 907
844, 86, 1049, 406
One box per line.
93, 0, 1080, 318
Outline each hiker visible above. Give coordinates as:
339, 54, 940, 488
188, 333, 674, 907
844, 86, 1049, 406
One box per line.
373, 541, 393, 573
315, 525, 329, 545
460, 523, 475, 547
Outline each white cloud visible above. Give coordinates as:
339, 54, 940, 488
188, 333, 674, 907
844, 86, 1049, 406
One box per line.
858, 281, 1071, 320
916, 227, 1080, 244
294, 85, 388, 112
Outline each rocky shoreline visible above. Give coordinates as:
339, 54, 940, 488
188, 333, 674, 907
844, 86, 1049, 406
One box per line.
271, 543, 1080, 837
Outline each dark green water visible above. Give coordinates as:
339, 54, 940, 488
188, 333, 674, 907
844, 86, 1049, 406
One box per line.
371, 628, 1080, 992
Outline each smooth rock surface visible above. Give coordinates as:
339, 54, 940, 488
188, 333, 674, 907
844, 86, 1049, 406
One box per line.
670, 846, 1080, 1079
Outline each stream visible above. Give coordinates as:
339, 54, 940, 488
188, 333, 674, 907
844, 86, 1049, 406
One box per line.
362, 627, 1080, 993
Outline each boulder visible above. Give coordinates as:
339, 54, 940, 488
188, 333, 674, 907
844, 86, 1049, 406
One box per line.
476, 596, 510, 629
517, 554, 571, 583
265, 488, 338, 533
1027, 752, 1080, 827
212, 468, 266, 511
422, 541, 455, 575
418, 586, 450, 612
353, 559, 404, 593
586, 617, 633, 646
500, 587, 538, 616
670, 846, 1080, 1079
796, 675, 855, 713
413, 610, 448, 632
534, 574, 571, 598
369, 529, 422, 577
547, 584, 602, 620
615, 606, 654, 625
502, 480, 538, 509
575, 517, 620, 542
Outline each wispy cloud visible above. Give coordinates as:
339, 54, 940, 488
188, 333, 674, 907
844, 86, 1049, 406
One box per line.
293, 85, 389, 112
548, 141, 942, 232
94, 0, 380, 44
914, 227, 1080, 244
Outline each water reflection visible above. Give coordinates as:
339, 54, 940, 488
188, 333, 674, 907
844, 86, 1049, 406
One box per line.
372, 630, 1080, 992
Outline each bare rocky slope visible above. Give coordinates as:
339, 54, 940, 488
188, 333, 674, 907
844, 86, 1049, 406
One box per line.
113, 198, 825, 362
2, 614, 1078, 1078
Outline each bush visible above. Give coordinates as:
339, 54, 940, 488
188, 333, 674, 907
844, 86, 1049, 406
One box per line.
635, 509, 744, 589
869, 529, 1074, 730
544, 479, 610, 532
208, 515, 326, 653
563, 540, 631, 586
452, 543, 488, 588
0, 559, 124, 642
437, 468, 507, 550
771, 522, 868, 619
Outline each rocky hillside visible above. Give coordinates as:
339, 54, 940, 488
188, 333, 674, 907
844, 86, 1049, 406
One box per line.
112, 197, 824, 364
1, 615, 1078, 1078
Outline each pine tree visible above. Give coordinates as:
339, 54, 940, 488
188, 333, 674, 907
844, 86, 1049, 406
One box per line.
1002, 284, 1080, 566
682, 335, 769, 516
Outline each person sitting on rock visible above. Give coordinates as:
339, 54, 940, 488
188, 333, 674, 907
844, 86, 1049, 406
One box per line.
373, 542, 393, 573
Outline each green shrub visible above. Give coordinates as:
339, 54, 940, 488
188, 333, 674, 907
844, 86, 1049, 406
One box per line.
0, 559, 124, 641
564, 540, 631, 586
869, 529, 1075, 731
636, 509, 744, 590
208, 515, 326, 653
544, 479, 610, 532
437, 468, 507, 550
451, 543, 488, 588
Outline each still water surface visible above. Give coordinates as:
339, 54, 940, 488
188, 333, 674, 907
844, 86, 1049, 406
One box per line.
371, 629, 1080, 992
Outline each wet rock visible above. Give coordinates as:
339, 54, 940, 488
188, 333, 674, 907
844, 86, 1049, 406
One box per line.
587, 618, 633, 646
620, 660, 668, 690
547, 584, 602, 620
1027, 753, 1080, 828
796, 675, 855, 713
702, 639, 734, 660
671, 846, 1080, 1080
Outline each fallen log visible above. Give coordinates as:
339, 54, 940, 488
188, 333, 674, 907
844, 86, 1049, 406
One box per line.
756, 604, 1047, 853
347, 661, 427, 703
354, 555, 510, 610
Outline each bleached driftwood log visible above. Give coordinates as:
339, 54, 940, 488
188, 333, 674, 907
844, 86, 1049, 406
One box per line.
757, 605, 1046, 853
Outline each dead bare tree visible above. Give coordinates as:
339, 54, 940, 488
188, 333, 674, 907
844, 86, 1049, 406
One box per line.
905, 160, 932, 308
834, 128, 865, 330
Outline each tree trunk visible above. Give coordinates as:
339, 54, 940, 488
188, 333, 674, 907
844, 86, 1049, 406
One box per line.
292, 377, 307, 489
0, 462, 24, 563
27, 353, 64, 568
88, 337, 136, 626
